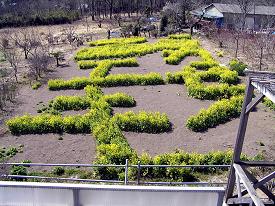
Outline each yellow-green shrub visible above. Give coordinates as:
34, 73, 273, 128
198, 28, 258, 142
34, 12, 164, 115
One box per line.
114, 111, 171, 133
92, 73, 165, 87
50, 96, 90, 111
48, 77, 92, 91
168, 34, 192, 40
104, 93, 136, 107
89, 37, 147, 47
186, 96, 243, 132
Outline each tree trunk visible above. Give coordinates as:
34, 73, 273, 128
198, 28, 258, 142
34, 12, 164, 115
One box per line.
259, 47, 263, 71
109, 0, 113, 19
24, 49, 28, 59
91, 0, 95, 21
235, 37, 239, 58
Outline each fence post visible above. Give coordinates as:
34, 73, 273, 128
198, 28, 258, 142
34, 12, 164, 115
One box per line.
137, 161, 141, 185
124, 159, 128, 185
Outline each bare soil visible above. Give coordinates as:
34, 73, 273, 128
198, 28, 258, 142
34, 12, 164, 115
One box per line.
0, 38, 274, 165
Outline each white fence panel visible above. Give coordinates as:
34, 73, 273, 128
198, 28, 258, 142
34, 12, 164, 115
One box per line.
0, 181, 225, 206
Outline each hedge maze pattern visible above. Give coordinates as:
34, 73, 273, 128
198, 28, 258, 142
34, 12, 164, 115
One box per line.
7, 35, 254, 180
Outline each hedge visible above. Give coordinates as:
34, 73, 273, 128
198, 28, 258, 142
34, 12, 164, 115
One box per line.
229, 59, 247, 76
263, 98, 275, 111
89, 37, 147, 47
104, 93, 136, 107
186, 96, 243, 132
114, 111, 171, 133
50, 96, 90, 111
190, 61, 219, 70
48, 77, 92, 91
164, 49, 198, 65
92, 73, 165, 87
89, 58, 138, 78
75, 43, 157, 61
76, 39, 200, 61
77, 60, 98, 70
6, 114, 93, 135
168, 34, 192, 40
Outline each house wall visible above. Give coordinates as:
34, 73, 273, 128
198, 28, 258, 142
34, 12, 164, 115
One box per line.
222, 13, 274, 30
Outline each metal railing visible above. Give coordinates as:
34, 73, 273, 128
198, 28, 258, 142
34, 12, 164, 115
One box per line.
1, 160, 231, 186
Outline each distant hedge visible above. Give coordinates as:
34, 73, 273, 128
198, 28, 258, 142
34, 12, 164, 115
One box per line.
0, 10, 80, 28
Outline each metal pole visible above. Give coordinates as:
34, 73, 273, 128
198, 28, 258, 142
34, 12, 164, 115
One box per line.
124, 159, 128, 185
236, 174, 243, 206
137, 161, 141, 185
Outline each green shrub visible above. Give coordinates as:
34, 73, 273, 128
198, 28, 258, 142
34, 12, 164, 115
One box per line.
6, 114, 93, 135
186, 96, 243, 132
89, 37, 147, 47
10, 165, 27, 176
263, 98, 275, 111
90, 58, 138, 78
164, 49, 198, 65
216, 50, 224, 57
93, 73, 165, 87
166, 71, 185, 84
78, 60, 98, 70
190, 61, 218, 70
48, 77, 92, 90
104, 93, 136, 107
32, 82, 42, 90
114, 111, 171, 133
229, 59, 247, 76
75, 43, 157, 61
50, 96, 90, 111
52, 167, 65, 176
84, 85, 104, 100
168, 34, 192, 40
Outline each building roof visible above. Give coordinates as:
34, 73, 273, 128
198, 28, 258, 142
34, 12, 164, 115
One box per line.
209, 3, 275, 16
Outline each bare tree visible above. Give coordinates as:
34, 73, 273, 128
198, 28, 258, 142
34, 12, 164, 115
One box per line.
12, 28, 41, 59
28, 48, 53, 79
2, 48, 20, 83
62, 25, 77, 45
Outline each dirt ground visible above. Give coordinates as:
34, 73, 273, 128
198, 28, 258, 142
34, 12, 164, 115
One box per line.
0, 36, 274, 164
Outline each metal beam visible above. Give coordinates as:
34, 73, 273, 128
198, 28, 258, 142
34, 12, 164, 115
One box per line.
234, 164, 265, 206
238, 161, 275, 167
233, 78, 254, 162
242, 168, 275, 202
245, 94, 265, 114
225, 79, 254, 201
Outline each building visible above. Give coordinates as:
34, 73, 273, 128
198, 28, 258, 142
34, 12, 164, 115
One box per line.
192, 3, 275, 31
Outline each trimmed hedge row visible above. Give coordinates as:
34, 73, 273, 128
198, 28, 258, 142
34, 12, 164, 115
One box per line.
77, 61, 98, 70
48, 77, 92, 91
104, 93, 136, 107
168, 34, 192, 40
89, 37, 147, 47
48, 73, 165, 90
114, 111, 171, 133
167, 66, 243, 100
90, 58, 139, 78
76, 38, 199, 61
6, 114, 93, 135
75, 43, 157, 61
186, 96, 243, 132
164, 49, 198, 65
50, 96, 90, 111
190, 61, 219, 70
92, 73, 165, 87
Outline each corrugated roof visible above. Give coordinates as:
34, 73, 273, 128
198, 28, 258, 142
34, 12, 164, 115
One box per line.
208, 3, 275, 16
